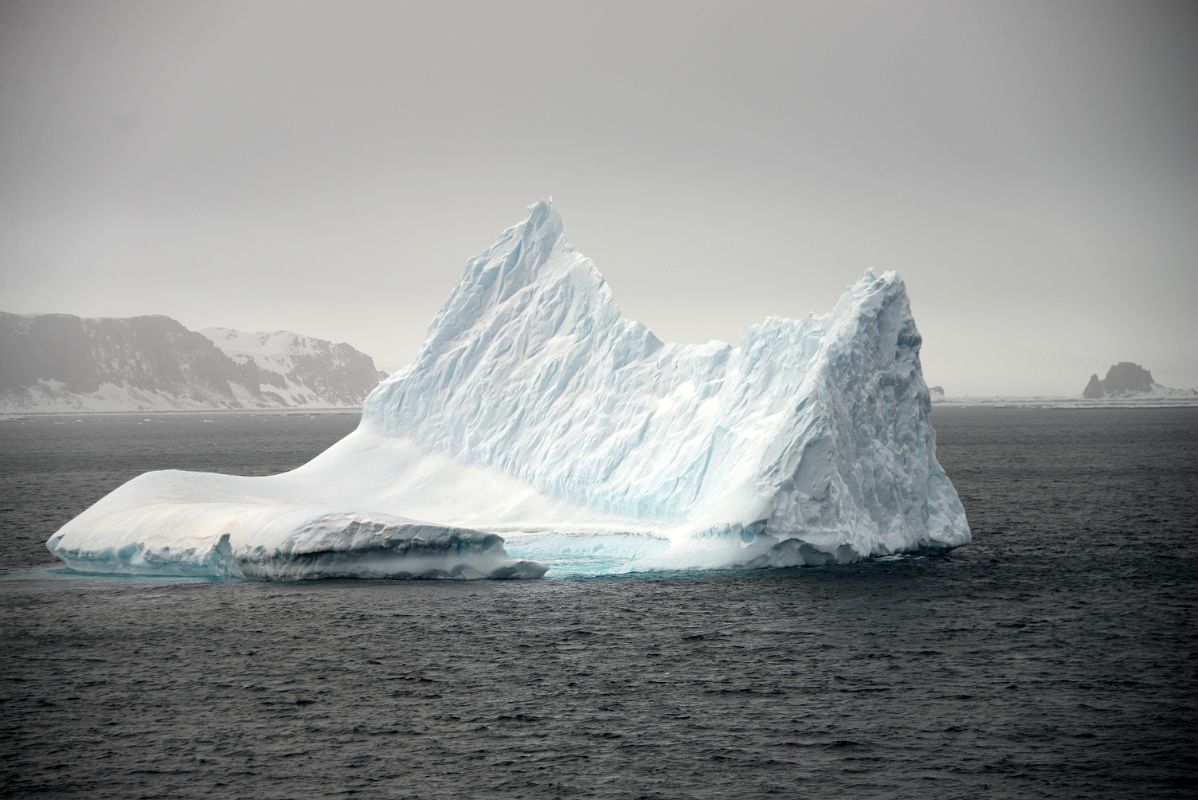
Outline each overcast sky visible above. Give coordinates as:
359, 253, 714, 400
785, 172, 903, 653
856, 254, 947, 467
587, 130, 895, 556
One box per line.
2, 0, 1195, 395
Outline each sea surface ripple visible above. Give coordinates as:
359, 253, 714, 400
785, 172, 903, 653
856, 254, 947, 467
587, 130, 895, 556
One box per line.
1, 408, 1196, 798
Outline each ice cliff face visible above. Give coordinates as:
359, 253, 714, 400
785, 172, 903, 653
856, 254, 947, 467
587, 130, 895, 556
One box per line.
47, 200, 969, 579
0, 312, 384, 412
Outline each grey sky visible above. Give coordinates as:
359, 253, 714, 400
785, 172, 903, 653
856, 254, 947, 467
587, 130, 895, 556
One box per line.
2, 0, 1195, 395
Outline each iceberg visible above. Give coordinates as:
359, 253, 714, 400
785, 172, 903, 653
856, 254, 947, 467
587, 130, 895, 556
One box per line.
47, 200, 969, 579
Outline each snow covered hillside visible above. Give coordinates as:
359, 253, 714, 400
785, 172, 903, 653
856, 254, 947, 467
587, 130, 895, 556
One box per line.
48, 200, 970, 579
201, 327, 387, 408
0, 312, 385, 412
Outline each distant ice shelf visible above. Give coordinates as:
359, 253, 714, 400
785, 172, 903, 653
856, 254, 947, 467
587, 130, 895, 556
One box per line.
48, 200, 970, 580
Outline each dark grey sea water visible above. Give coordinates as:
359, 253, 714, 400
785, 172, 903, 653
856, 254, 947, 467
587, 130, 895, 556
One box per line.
1, 408, 1196, 798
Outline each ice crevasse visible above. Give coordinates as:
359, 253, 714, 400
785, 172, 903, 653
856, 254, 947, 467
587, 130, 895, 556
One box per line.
47, 200, 970, 579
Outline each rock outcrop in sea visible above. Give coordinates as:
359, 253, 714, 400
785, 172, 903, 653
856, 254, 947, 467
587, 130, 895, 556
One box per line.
1082, 362, 1195, 400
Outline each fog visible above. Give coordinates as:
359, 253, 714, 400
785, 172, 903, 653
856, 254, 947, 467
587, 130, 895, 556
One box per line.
2, 0, 1195, 395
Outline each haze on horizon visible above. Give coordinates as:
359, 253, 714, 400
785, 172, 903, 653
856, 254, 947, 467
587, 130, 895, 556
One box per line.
2, 0, 1195, 397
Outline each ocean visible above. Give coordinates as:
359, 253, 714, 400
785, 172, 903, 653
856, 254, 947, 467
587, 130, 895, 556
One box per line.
2, 408, 1196, 798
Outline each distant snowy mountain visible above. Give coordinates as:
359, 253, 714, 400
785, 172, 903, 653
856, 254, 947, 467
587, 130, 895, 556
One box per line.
1082, 362, 1196, 401
200, 327, 387, 408
0, 311, 385, 412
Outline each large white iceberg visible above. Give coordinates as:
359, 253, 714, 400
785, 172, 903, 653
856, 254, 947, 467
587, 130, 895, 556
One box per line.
48, 200, 969, 579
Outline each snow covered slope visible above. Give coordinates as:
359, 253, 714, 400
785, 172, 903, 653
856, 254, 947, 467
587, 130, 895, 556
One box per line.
202, 327, 387, 408
48, 200, 969, 579
0, 312, 384, 412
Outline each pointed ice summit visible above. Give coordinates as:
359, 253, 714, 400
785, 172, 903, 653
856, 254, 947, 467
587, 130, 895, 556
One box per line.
48, 200, 969, 579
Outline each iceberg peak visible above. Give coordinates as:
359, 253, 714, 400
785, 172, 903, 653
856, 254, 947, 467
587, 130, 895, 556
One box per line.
525, 197, 564, 237
417, 198, 620, 361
